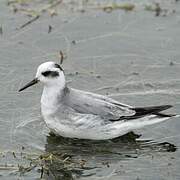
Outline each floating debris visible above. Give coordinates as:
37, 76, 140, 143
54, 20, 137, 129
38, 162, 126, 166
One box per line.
169, 61, 175, 66
102, 3, 135, 13
12, 152, 16, 158
72, 40, 76, 45
48, 25, 53, 34
0, 25, 2, 35
131, 72, 139, 76
145, 83, 154, 88
96, 75, 101, 78
48, 9, 57, 17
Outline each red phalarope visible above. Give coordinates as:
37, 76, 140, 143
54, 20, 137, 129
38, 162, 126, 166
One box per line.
19, 62, 178, 140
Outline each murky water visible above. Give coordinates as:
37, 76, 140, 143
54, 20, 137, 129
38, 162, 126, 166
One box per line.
0, 0, 180, 179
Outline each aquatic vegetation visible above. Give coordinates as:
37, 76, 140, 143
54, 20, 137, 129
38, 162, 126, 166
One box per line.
144, 2, 176, 16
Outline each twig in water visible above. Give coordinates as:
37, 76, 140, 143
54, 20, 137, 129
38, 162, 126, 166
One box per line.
40, 165, 44, 179
19, 15, 40, 29
59, 50, 64, 64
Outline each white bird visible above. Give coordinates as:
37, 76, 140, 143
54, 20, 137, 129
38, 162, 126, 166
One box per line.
19, 61, 178, 140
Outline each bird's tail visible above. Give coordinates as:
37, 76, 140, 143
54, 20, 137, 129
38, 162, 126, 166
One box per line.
123, 105, 179, 131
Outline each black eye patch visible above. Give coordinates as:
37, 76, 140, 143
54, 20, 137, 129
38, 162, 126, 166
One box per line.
42, 71, 59, 77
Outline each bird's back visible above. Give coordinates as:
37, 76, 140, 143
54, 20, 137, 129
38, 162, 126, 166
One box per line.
63, 87, 135, 120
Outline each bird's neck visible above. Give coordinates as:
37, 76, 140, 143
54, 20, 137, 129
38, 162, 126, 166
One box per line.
41, 78, 66, 112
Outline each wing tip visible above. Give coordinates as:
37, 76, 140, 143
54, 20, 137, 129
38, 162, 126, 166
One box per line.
133, 104, 173, 115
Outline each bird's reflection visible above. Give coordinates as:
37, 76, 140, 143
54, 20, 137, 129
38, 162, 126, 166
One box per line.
43, 132, 176, 180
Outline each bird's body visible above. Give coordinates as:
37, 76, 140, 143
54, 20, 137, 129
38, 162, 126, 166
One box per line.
19, 62, 178, 140
41, 85, 172, 140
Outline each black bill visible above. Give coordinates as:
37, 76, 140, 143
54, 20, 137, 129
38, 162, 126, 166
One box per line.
19, 78, 39, 92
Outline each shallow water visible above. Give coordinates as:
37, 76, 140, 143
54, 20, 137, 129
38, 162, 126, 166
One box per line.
0, 0, 180, 179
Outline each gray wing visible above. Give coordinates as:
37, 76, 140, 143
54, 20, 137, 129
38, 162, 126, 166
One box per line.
64, 88, 135, 120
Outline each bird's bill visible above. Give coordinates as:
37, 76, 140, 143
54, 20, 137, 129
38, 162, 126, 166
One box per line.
19, 78, 39, 92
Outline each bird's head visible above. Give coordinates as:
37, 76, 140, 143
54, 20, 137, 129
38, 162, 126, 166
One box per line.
19, 61, 65, 92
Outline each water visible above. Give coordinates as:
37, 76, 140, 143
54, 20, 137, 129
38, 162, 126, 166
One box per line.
0, 0, 180, 179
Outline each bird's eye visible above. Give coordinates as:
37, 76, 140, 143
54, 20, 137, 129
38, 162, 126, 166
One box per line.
42, 71, 59, 77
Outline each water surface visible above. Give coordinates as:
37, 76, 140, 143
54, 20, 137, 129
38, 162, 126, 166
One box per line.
0, 0, 180, 179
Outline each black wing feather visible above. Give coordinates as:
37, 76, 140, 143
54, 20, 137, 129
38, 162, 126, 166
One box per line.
132, 105, 172, 117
